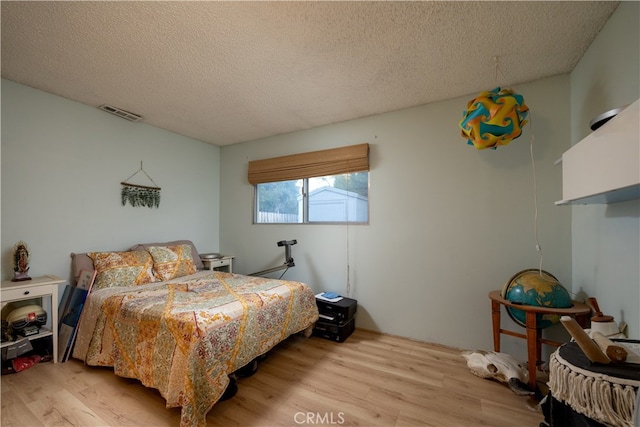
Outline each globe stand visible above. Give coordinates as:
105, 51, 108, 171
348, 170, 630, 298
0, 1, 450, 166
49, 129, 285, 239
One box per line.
489, 290, 591, 393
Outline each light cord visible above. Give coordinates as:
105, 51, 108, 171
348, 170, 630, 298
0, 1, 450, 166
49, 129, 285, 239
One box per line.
494, 56, 511, 90
528, 113, 544, 274
495, 56, 544, 275
345, 174, 351, 297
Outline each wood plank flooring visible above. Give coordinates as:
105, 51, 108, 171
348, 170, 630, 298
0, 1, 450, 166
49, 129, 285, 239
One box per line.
1, 329, 545, 426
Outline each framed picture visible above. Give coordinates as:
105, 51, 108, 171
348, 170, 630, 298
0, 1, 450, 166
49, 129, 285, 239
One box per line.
77, 269, 97, 291
58, 285, 90, 362
58, 269, 96, 362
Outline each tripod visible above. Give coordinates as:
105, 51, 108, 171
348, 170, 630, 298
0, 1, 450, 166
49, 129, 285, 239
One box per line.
249, 240, 297, 278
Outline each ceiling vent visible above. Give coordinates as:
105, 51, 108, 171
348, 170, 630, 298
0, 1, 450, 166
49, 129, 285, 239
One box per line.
99, 104, 142, 122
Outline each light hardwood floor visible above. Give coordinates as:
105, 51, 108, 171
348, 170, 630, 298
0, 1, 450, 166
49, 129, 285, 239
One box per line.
1, 329, 545, 426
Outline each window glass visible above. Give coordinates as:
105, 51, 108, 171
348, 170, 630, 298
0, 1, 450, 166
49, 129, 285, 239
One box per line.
256, 179, 301, 223
255, 172, 368, 224
307, 173, 368, 223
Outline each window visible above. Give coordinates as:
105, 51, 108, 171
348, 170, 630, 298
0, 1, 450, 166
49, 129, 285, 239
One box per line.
255, 172, 369, 223
249, 144, 369, 224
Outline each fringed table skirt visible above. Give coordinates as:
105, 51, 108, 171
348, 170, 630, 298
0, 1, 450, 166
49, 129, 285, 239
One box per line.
548, 341, 640, 427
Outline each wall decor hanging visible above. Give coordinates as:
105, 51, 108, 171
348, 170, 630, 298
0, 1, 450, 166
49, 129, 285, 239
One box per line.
459, 86, 529, 150
121, 161, 161, 208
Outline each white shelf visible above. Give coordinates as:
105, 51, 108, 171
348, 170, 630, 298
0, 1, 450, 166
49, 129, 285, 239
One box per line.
0, 327, 53, 349
556, 99, 639, 205
555, 184, 640, 206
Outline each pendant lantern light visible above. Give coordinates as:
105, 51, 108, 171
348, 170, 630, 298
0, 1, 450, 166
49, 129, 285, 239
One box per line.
459, 87, 529, 150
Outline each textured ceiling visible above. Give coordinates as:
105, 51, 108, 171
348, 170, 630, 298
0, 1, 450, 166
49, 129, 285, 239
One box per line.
1, 1, 619, 146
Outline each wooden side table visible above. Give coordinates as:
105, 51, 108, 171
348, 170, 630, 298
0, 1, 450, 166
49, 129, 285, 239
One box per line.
1, 275, 65, 363
488, 290, 591, 391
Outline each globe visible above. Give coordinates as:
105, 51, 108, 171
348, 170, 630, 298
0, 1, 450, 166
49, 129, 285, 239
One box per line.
501, 269, 572, 329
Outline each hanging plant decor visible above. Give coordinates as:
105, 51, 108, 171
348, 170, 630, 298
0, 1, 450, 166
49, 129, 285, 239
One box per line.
121, 183, 161, 208
121, 162, 161, 208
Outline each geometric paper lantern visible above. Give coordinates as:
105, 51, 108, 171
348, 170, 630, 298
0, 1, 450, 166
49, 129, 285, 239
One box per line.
459, 87, 529, 150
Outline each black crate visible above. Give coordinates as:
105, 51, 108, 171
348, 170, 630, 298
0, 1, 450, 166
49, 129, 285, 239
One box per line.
313, 317, 355, 342
315, 297, 357, 324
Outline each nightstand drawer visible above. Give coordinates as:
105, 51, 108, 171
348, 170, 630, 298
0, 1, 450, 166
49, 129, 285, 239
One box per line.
201, 256, 234, 273
1, 283, 53, 302
207, 258, 230, 268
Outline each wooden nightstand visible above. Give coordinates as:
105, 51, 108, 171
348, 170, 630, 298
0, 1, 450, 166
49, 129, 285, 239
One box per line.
201, 255, 234, 273
1, 275, 65, 363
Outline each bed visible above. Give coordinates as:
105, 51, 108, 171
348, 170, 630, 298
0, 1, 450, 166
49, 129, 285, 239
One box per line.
71, 241, 319, 426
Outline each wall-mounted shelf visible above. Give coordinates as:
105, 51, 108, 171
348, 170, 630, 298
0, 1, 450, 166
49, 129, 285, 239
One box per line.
555, 183, 640, 206
556, 99, 639, 206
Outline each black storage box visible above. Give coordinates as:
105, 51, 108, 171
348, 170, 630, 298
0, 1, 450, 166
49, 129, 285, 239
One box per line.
313, 317, 355, 342
315, 297, 357, 324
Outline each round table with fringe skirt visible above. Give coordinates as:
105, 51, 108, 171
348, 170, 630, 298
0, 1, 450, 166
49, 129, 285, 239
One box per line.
546, 340, 640, 427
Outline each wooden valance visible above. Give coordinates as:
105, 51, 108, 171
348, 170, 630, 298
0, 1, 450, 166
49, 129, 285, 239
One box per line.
248, 143, 369, 185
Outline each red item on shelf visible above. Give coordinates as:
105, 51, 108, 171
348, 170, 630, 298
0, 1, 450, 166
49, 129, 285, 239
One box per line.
12, 355, 42, 372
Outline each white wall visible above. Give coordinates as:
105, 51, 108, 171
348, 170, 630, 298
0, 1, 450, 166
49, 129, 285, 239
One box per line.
220, 75, 572, 355
1, 80, 221, 284
569, 2, 640, 338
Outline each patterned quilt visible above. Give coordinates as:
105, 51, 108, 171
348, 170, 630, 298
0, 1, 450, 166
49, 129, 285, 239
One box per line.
73, 271, 319, 426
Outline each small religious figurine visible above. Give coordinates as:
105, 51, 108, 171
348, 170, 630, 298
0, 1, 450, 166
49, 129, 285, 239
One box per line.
12, 241, 31, 282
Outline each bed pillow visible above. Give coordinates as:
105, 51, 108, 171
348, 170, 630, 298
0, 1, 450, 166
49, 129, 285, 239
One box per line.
130, 240, 204, 270
146, 244, 196, 281
88, 250, 156, 290
147, 245, 196, 282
